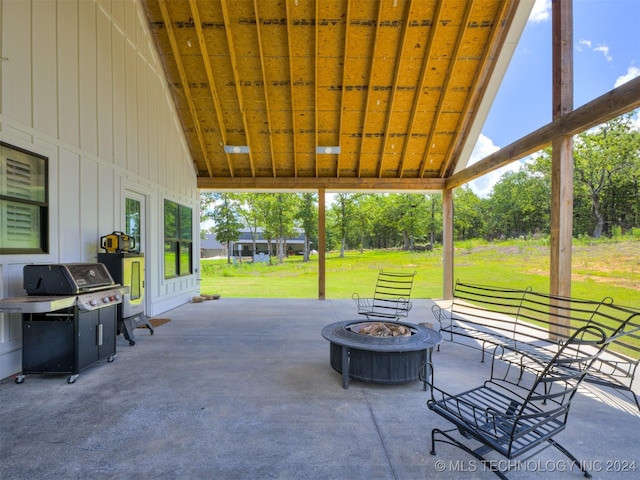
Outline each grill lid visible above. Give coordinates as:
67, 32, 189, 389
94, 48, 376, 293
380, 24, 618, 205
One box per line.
23, 263, 115, 295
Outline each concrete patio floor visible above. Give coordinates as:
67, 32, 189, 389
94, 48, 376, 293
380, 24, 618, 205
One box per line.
1, 298, 638, 480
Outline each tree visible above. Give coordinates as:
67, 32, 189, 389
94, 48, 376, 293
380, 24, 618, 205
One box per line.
262, 193, 298, 263
425, 194, 443, 246
200, 192, 217, 239
329, 193, 356, 257
453, 186, 484, 240
235, 193, 263, 258
390, 194, 428, 250
485, 167, 550, 238
366, 194, 403, 248
352, 194, 374, 252
210, 194, 243, 264
573, 114, 640, 238
297, 193, 318, 261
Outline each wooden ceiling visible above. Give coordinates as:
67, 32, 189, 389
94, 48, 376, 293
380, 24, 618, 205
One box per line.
141, 0, 529, 191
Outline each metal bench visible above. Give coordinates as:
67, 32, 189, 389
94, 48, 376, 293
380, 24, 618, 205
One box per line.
432, 282, 534, 362
427, 325, 609, 479
352, 269, 416, 321
432, 281, 640, 411
503, 297, 640, 412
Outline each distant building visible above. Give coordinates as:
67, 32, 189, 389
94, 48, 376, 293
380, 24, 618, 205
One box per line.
200, 233, 227, 258
234, 228, 307, 256
201, 227, 309, 259
201, 228, 308, 258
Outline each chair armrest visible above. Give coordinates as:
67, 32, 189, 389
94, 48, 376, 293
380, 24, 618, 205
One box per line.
431, 303, 452, 330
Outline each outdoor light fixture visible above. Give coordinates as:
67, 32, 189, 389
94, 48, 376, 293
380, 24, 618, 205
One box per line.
224, 145, 250, 154
316, 146, 341, 154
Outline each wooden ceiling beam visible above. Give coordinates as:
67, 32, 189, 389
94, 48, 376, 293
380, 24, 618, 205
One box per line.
441, 0, 515, 178
420, 0, 475, 178
357, 0, 385, 178
380, 0, 413, 178
157, 0, 213, 176
314, 0, 319, 178
446, 75, 640, 189
399, 0, 443, 173
198, 176, 445, 191
337, 0, 352, 178
285, 0, 299, 177
253, 0, 277, 177
188, 0, 234, 176
220, 0, 256, 176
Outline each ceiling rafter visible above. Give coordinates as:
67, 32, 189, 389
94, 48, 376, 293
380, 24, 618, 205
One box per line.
398, 0, 444, 176
253, 0, 277, 177
442, 0, 515, 177
157, 0, 212, 176
143, 0, 539, 190
314, 0, 320, 178
285, 0, 299, 177
378, 0, 413, 178
337, 0, 352, 179
357, 0, 386, 178
220, 0, 256, 176
420, 0, 476, 178
188, 0, 234, 177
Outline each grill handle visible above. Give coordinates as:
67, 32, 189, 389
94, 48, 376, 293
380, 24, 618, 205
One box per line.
97, 324, 103, 346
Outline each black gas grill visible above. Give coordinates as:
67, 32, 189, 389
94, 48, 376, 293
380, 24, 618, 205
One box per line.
24, 263, 116, 295
0, 263, 128, 384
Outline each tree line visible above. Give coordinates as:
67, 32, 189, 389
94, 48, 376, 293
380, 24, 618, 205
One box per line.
201, 114, 640, 263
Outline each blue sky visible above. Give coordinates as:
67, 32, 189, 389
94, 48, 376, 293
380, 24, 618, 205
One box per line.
469, 0, 640, 197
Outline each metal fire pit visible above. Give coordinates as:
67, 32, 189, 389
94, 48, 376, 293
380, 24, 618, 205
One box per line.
321, 320, 442, 389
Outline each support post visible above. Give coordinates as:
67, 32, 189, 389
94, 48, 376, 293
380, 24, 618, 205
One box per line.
318, 188, 326, 300
549, 0, 573, 339
442, 188, 454, 300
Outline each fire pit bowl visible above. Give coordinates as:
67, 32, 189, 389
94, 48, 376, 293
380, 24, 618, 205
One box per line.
321, 320, 442, 389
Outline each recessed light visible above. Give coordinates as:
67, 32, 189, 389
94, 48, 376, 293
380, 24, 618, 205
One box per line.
316, 146, 341, 154
224, 145, 250, 154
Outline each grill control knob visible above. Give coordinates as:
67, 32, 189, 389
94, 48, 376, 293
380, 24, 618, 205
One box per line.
114, 294, 122, 301
102, 296, 110, 303
90, 299, 98, 307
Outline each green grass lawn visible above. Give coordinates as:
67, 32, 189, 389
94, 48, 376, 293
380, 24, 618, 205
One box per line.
199, 238, 639, 306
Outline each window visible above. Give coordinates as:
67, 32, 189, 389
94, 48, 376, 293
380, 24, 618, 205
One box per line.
0, 143, 48, 254
125, 197, 142, 252
163, 199, 192, 278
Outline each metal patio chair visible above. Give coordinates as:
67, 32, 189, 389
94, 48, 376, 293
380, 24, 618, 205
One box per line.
352, 269, 416, 321
427, 325, 609, 479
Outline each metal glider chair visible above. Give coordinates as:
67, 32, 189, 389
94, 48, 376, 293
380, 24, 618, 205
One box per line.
352, 269, 416, 321
427, 325, 609, 479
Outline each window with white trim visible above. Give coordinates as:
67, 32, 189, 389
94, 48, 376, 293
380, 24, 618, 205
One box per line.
0, 143, 48, 254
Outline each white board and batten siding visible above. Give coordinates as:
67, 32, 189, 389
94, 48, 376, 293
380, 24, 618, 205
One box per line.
0, 0, 202, 380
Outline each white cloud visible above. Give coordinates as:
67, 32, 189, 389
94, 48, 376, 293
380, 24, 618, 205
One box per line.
577, 39, 613, 61
529, 0, 551, 24
614, 65, 640, 88
593, 45, 613, 62
466, 135, 543, 198
469, 134, 501, 163
576, 39, 591, 52
467, 134, 514, 198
